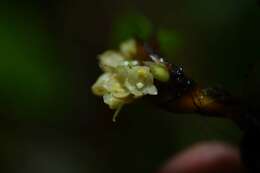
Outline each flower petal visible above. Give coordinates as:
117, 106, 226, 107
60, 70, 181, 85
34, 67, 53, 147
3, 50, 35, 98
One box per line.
92, 73, 113, 96
103, 93, 124, 109
99, 50, 125, 72
119, 39, 137, 58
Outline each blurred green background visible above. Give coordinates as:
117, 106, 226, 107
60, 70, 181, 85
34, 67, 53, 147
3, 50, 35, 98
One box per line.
0, 0, 259, 172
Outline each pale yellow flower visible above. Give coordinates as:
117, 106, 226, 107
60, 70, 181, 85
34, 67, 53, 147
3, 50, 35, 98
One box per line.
92, 72, 130, 109
92, 39, 164, 121
119, 39, 137, 58
98, 50, 125, 72
122, 66, 158, 97
92, 73, 129, 98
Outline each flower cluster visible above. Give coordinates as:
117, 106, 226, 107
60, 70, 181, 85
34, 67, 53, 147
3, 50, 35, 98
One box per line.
92, 39, 158, 109
91, 39, 170, 121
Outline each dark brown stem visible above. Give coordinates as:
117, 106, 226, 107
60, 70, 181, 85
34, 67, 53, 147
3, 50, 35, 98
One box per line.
136, 39, 254, 131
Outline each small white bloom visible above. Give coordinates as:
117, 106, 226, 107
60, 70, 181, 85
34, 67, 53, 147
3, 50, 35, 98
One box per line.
91, 73, 112, 96
92, 73, 129, 99
99, 50, 125, 72
119, 39, 137, 58
124, 66, 158, 97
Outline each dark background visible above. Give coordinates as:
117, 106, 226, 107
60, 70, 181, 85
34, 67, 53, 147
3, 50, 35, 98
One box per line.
0, 0, 259, 172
